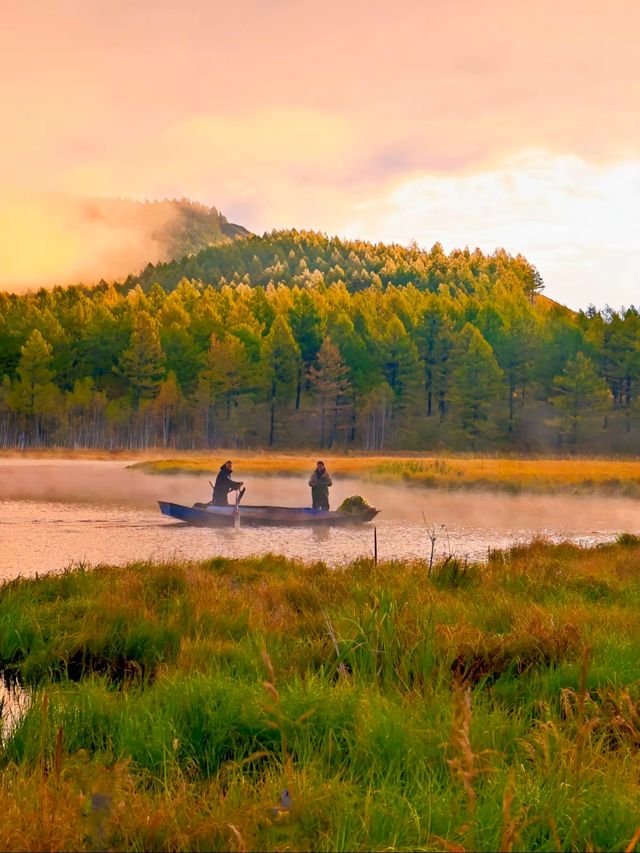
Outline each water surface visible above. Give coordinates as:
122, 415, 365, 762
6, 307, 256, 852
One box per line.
0, 459, 638, 579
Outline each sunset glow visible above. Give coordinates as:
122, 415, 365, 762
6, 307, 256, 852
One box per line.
1, 0, 638, 306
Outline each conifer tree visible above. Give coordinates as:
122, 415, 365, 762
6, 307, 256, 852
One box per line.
154, 370, 181, 447
308, 337, 352, 448
118, 312, 165, 409
200, 334, 252, 419
10, 329, 59, 443
289, 290, 325, 409
448, 324, 504, 447
262, 316, 300, 446
550, 351, 610, 449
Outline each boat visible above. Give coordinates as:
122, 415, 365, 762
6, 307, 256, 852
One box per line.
158, 500, 379, 528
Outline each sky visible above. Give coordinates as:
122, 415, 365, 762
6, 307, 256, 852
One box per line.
1, 0, 639, 309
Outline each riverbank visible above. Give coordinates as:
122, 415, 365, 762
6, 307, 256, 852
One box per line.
4, 449, 640, 495
1, 539, 640, 851
130, 452, 640, 496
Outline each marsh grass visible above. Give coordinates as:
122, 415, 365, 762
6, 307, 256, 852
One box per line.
133, 452, 640, 495
1, 540, 640, 849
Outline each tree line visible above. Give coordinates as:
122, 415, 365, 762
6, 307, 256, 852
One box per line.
0, 229, 636, 453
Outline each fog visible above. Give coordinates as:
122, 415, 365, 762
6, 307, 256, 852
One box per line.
0, 194, 183, 292
1, 458, 638, 582
2, 458, 639, 533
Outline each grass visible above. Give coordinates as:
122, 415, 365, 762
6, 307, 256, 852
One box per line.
1, 539, 640, 849
128, 451, 640, 496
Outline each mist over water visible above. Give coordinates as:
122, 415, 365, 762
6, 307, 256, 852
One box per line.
0, 459, 638, 580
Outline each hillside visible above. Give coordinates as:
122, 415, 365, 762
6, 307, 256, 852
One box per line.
2, 225, 637, 455
123, 229, 543, 299
84, 196, 251, 265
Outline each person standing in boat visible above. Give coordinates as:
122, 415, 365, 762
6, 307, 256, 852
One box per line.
212, 460, 244, 506
309, 460, 332, 511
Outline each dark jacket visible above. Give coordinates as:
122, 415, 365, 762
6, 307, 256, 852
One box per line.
309, 468, 332, 511
212, 466, 242, 506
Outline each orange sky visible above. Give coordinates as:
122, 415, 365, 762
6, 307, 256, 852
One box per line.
1, 0, 639, 307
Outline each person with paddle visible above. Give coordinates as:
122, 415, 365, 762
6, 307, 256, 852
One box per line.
309, 460, 332, 511
211, 460, 244, 506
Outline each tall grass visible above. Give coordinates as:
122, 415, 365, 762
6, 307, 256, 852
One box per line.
1, 540, 640, 849
133, 452, 640, 495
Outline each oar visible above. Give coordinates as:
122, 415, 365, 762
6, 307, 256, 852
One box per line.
234, 487, 245, 528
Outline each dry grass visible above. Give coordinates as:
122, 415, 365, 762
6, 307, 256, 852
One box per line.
4, 447, 640, 494
126, 452, 640, 495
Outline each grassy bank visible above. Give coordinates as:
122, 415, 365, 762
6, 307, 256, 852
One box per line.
131, 452, 640, 496
1, 540, 640, 850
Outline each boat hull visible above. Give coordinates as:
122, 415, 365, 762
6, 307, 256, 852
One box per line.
158, 501, 379, 527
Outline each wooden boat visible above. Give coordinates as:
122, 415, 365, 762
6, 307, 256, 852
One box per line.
158, 500, 379, 528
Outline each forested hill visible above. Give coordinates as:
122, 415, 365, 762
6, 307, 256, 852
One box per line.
94, 197, 250, 262
125, 229, 544, 299
1, 227, 638, 455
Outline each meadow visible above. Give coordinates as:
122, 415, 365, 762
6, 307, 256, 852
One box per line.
131, 452, 640, 496
1, 538, 640, 851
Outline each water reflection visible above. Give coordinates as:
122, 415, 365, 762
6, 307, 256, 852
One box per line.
0, 678, 30, 743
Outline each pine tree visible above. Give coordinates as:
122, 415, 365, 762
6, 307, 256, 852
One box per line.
10, 329, 60, 444
289, 290, 325, 409
308, 337, 352, 448
550, 351, 610, 449
261, 316, 301, 446
377, 316, 423, 427
154, 371, 181, 447
12, 329, 54, 416
119, 312, 165, 409
448, 324, 504, 447
200, 334, 252, 419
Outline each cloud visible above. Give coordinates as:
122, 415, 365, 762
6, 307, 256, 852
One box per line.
2, 152, 638, 312
338, 151, 640, 310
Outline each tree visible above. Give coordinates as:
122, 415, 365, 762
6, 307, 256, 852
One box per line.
308, 337, 352, 448
476, 288, 538, 433
154, 371, 182, 447
261, 316, 301, 446
550, 352, 610, 449
65, 377, 108, 447
10, 329, 60, 443
448, 324, 504, 447
288, 289, 325, 409
377, 316, 423, 434
200, 334, 252, 419
118, 312, 165, 409
360, 383, 394, 450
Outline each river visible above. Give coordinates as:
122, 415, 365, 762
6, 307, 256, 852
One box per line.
0, 458, 638, 580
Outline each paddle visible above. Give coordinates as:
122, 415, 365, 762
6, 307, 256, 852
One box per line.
234, 486, 246, 528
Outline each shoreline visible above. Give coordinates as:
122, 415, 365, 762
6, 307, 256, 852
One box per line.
3, 448, 640, 496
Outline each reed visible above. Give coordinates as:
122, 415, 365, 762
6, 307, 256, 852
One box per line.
1, 539, 640, 850
132, 452, 640, 495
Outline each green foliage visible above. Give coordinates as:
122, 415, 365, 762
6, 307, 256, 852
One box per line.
262, 315, 301, 446
1, 542, 640, 850
0, 229, 637, 452
118, 311, 165, 408
448, 324, 504, 447
550, 351, 610, 448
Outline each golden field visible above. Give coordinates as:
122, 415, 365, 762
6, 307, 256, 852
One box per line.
126, 452, 640, 495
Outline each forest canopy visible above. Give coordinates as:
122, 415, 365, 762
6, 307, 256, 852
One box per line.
0, 229, 636, 453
